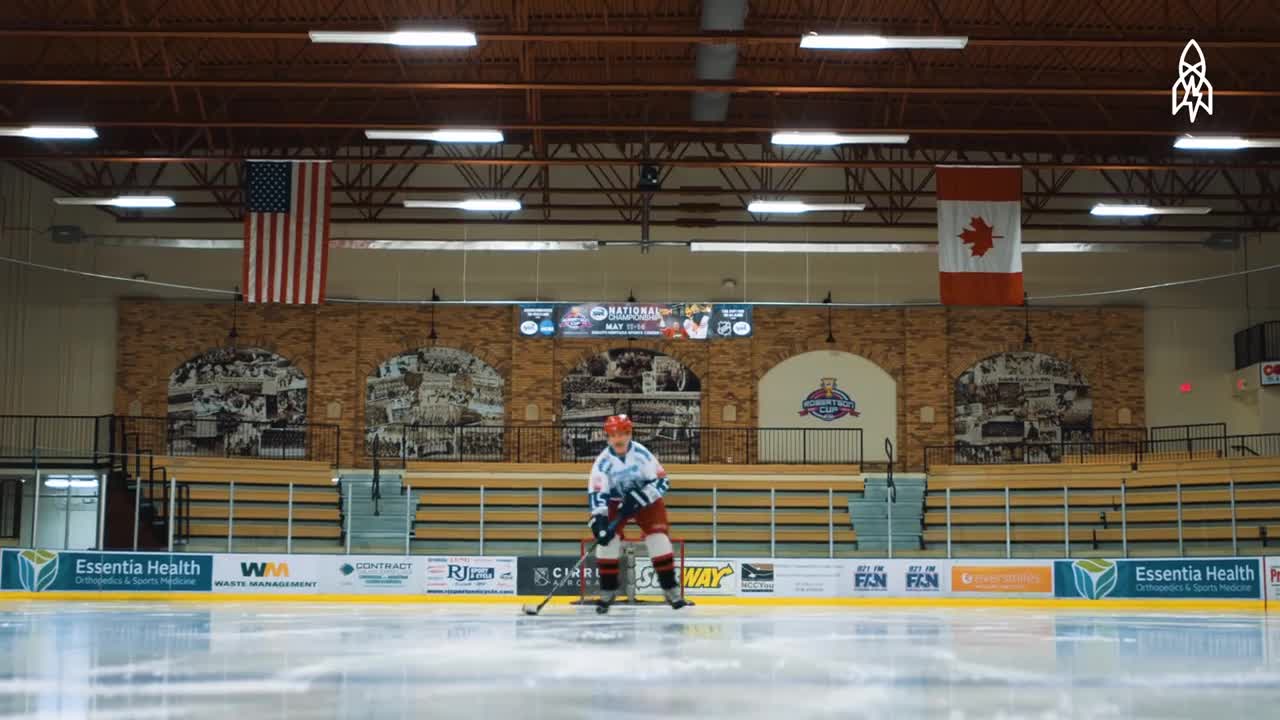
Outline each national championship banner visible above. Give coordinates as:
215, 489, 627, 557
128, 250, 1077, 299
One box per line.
936, 165, 1023, 306
1, 549, 213, 593
1054, 558, 1262, 600
518, 303, 752, 339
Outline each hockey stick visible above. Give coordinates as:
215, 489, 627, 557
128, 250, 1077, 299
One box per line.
521, 517, 621, 616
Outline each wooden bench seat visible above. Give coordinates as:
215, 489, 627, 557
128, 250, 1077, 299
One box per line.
923, 524, 1280, 544
147, 486, 339, 504
925, 487, 1280, 508
413, 526, 856, 543
416, 508, 838, 525
182, 505, 340, 521
926, 505, 1280, 526
188, 522, 341, 539
416, 490, 855, 510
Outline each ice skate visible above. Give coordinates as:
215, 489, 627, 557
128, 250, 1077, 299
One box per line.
595, 589, 617, 614
663, 586, 688, 610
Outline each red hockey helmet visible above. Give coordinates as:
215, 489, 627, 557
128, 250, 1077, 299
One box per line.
603, 414, 633, 435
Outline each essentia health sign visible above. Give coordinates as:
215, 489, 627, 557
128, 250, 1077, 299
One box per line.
798, 378, 859, 421
1262, 362, 1280, 387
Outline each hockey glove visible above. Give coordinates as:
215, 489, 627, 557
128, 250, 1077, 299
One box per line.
590, 514, 616, 545
619, 485, 660, 519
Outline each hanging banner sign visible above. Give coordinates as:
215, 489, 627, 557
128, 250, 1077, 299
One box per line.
518, 303, 752, 339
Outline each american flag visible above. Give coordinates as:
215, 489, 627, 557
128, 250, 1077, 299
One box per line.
242, 161, 332, 304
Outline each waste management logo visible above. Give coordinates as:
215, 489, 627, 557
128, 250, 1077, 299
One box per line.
1054, 558, 1260, 600
212, 556, 319, 592
17, 550, 59, 592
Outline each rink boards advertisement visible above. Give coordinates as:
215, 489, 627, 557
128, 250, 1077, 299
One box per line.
1, 549, 212, 593
1268, 558, 1280, 603
1053, 558, 1262, 600
424, 556, 517, 595
0, 549, 1271, 606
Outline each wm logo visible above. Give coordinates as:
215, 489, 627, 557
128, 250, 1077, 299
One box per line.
241, 562, 290, 578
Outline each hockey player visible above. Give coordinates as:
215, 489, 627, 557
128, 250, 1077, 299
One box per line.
587, 414, 686, 613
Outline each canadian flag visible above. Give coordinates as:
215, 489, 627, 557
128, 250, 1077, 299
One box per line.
936, 165, 1023, 306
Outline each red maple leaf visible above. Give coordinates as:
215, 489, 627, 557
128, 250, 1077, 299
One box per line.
958, 216, 1003, 257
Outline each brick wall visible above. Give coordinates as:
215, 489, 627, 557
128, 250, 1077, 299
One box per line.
115, 300, 1144, 469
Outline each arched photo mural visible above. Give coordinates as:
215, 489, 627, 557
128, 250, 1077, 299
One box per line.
758, 350, 896, 463
167, 347, 309, 457
561, 348, 701, 461
954, 351, 1092, 463
365, 347, 505, 460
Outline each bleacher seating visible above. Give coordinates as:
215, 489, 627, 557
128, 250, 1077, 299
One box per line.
145, 457, 341, 545
923, 457, 1280, 554
405, 463, 862, 556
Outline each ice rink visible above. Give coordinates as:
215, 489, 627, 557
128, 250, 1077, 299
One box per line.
0, 601, 1277, 719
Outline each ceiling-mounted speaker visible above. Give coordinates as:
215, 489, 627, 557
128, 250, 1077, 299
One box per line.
49, 225, 84, 244
638, 164, 661, 192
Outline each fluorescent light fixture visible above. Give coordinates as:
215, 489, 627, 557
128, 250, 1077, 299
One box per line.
44, 474, 99, 489
747, 200, 866, 213
1174, 135, 1280, 151
390, 240, 596, 251
0, 125, 98, 140
800, 34, 968, 50
366, 128, 504, 143
54, 196, 176, 209
309, 30, 477, 47
1090, 203, 1212, 217
771, 131, 910, 146
692, 242, 906, 253
404, 198, 522, 212
690, 242, 1130, 254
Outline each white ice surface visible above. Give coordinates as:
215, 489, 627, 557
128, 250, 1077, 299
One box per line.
0, 602, 1277, 719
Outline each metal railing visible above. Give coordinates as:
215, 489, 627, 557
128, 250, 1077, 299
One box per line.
0, 415, 113, 465
366, 424, 864, 466
923, 424, 1248, 471
116, 416, 341, 467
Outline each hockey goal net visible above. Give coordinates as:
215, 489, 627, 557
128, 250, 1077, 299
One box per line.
576, 537, 686, 604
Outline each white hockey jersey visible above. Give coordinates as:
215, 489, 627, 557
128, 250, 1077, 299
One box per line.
587, 441, 669, 516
